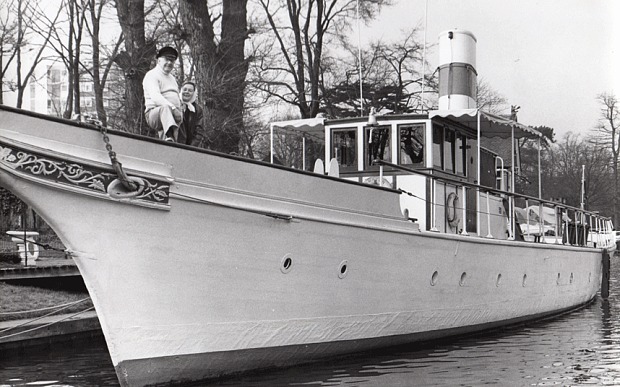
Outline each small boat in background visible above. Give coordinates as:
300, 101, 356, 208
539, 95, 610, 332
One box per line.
0, 30, 613, 387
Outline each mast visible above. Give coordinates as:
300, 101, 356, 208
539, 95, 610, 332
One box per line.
580, 164, 585, 210
421, 0, 428, 112
356, 0, 363, 116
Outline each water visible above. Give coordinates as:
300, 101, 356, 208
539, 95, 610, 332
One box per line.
2, 263, 620, 387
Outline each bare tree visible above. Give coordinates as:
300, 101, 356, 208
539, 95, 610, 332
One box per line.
43, 0, 89, 118
591, 92, 619, 223
114, 0, 155, 134
320, 27, 433, 117
371, 28, 431, 113
543, 132, 613, 217
83, 0, 123, 126
0, 0, 18, 104
476, 78, 508, 115
179, 0, 251, 154
254, 0, 391, 119
10, 0, 61, 108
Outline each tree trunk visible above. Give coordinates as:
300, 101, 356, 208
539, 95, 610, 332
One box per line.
114, 0, 154, 134
64, 1, 76, 119
0, 55, 3, 105
179, 0, 249, 154
89, 0, 107, 126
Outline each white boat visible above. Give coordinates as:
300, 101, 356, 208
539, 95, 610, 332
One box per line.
0, 30, 614, 386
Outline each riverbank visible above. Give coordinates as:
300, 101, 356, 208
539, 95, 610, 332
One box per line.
0, 282, 93, 322
0, 258, 99, 350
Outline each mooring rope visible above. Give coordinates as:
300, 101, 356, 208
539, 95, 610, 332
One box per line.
0, 298, 91, 333
3, 236, 65, 252
0, 297, 90, 316
0, 306, 95, 341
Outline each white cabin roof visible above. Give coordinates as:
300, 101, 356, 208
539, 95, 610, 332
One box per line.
429, 109, 547, 142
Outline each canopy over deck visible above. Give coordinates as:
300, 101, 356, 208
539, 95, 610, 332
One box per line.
270, 117, 325, 137
429, 109, 546, 142
269, 117, 325, 168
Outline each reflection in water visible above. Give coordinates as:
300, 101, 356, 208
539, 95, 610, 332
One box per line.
0, 334, 119, 387
2, 263, 620, 386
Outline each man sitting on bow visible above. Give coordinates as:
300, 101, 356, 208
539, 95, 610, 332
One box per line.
143, 46, 182, 141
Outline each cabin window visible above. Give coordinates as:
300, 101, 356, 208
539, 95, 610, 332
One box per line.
365, 125, 391, 168
399, 123, 424, 166
433, 124, 468, 176
480, 148, 496, 188
432, 125, 444, 169
456, 134, 467, 176
331, 128, 357, 171
444, 128, 456, 173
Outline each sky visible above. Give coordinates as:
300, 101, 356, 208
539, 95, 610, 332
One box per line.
359, 0, 618, 139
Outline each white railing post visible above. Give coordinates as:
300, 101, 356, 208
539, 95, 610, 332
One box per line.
553, 205, 559, 244
430, 178, 438, 232
563, 209, 569, 245
476, 188, 481, 237
486, 191, 493, 238
525, 199, 530, 239
508, 196, 517, 241
538, 202, 544, 239
573, 212, 578, 245
460, 186, 468, 236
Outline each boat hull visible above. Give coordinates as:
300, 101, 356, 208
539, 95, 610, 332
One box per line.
0, 108, 604, 386
116, 299, 592, 386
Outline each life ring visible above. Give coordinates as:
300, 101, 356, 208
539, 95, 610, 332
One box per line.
446, 192, 461, 229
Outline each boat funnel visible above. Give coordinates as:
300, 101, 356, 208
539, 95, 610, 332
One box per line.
438, 29, 477, 110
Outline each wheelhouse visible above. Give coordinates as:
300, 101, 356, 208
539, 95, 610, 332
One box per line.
269, 110, 614, 249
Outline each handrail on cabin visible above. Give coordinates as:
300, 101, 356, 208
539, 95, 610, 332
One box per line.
375, 160, 611, 221
375, 160, 614, 248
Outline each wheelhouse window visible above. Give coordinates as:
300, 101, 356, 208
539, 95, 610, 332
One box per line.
433, 123, 467, 176
444, 128, 456, 173
399, 123, 424, 166
432, 124, 444, 169
456, 134, 467, 176
365, 125, 391, 169
480, 148, 496, 188
331, 128, 357, 171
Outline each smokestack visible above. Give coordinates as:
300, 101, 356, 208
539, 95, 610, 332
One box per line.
438, 29, 477, 110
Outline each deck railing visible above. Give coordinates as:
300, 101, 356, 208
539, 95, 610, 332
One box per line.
376, 160, 615, 249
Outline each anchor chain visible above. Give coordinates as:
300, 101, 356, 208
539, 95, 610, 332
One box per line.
98, 125, 138, 192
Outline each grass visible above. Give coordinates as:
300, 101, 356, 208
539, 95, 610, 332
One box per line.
0, 282, 93, 322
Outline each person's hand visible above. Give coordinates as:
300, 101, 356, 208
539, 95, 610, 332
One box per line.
172, 106, 182, 122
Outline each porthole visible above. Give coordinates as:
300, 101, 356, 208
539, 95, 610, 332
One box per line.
570, 273, 574, 284
280, 255, 293, 274
338, 260, 348, 279
430, 271, 439, 286
557, 273, 561, 285
496, 273, 502, 287
522, 274, 527, 287
459, 272, 467, 287
589, 272, 592, 283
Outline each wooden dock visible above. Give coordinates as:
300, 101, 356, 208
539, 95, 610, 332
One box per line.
0, 258, 79, 280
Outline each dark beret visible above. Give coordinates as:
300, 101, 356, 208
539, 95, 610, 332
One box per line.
156, 46, 178, 59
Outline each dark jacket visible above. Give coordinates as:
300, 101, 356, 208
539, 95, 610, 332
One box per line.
178, 102, 205, 147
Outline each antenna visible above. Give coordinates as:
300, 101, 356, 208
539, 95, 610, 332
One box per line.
581, 165, 585, 210
356, 0, 364, 116
420, 0, 428, 112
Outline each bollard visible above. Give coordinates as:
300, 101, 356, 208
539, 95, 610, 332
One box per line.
6, 231, 39, 266
601, 249, 611, 299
